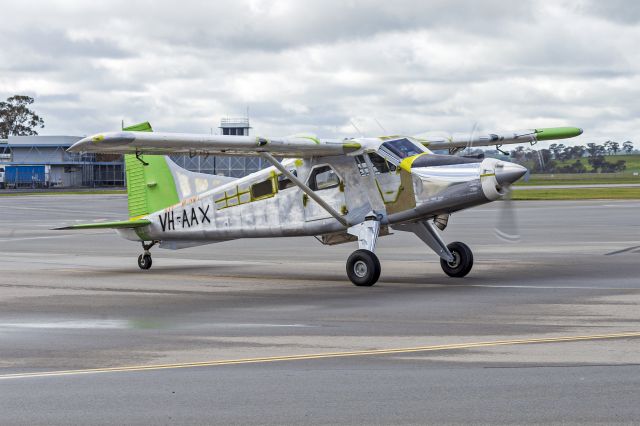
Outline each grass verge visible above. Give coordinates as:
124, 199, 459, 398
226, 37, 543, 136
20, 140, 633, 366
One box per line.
512, 187, 640, 200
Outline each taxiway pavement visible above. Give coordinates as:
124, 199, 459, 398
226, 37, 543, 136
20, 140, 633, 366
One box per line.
0, 195, 639, 425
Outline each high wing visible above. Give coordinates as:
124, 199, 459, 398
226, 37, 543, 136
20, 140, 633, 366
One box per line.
416, 127, 583, 150
68, 131, 361, 157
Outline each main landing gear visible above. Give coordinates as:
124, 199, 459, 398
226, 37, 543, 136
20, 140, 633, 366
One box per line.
344, 217, 474, 286
346, 217, 381, 286
138, 241, 157, 270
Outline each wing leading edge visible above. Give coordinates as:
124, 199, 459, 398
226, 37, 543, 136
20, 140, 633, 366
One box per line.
68, 131, 362, 158
417, 127, 583, 150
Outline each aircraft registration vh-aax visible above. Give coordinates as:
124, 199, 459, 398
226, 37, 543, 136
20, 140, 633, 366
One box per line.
59, 122, 582, 286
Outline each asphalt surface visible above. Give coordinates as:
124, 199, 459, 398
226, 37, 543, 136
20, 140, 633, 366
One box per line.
0, 195, 639, 425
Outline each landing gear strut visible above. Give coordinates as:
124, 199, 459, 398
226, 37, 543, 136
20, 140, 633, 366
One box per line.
138, 241, 157, 270
393, 220, 475, 278
346, 216, 381, 286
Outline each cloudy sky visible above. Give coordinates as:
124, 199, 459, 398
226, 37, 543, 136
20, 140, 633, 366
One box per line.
1, 0, 639, 147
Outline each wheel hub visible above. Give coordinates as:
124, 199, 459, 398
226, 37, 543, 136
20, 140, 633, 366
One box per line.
447, 251, 460, 268
354, 260, 368, 278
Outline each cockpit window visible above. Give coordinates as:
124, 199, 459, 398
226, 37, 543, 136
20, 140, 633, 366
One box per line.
369, 152, 395, 173
380, 138, 424, 162
354, 153, 396, 176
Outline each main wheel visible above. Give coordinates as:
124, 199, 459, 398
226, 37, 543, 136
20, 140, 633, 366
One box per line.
138, 254, 152, 270
346, 249, 381, 286
440, 242, 473, 278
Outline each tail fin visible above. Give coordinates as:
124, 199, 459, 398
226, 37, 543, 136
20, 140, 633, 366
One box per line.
123, 122, 237, 219
123, 122, 180, 219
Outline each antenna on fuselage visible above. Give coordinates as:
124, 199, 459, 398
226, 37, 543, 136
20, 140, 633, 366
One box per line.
350, 119, 364, 137
373, 118, 388, 135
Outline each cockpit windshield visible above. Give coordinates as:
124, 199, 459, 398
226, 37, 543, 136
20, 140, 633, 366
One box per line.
379, 138, 426, 163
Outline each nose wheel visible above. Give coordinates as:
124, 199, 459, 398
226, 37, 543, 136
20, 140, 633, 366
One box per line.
138, 241, 157, 270
440, 241, 473, 277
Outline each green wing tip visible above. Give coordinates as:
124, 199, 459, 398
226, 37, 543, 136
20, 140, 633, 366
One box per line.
535, 127, 583, 141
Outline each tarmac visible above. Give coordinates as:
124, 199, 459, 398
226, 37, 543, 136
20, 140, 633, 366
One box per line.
0, 195, 639, 425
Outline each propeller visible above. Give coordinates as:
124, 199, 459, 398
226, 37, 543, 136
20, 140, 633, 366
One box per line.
493, 183, 521, 243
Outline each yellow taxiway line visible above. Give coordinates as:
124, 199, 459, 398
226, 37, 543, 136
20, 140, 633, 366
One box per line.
2, 331, 639, 380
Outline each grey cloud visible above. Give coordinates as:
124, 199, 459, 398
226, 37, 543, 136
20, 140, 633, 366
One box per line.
0, 0, 638, 145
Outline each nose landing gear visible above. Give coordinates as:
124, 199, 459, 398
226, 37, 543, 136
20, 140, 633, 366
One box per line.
393, 219, 475, 278
138, 241, 157, 270
440, 241, 473, 278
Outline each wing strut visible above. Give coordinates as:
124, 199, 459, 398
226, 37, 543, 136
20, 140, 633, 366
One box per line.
259, 152, 349, 227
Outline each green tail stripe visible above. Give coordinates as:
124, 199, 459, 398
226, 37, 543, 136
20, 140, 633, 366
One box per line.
123, 122, 180, 218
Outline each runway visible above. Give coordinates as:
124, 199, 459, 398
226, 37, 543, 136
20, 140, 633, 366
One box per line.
1, 195, 639, 425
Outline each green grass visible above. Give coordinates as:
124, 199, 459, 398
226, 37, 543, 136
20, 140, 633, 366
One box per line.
512, 187, 640, 200
516, 154, 640, 186
0, 190, 126, 196
517, 173, 640, 186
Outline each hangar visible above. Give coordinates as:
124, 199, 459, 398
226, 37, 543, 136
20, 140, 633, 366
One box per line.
0, 135, 124, 188
0, 117, 266, 188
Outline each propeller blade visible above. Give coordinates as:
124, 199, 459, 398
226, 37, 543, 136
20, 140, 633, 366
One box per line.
494, 186, 520, 243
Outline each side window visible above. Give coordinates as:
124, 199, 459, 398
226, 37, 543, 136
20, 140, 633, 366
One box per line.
309, 165, 340, 191
368, 153, 395, 173
354, 154, 396, 176
277, 170, 297, 190
251, 178, 275, 199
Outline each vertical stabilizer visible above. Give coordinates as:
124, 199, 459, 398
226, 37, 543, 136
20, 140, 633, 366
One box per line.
123, 122, 180, 219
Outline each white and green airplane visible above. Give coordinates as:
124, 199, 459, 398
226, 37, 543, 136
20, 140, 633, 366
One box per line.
60, 122, 582, 286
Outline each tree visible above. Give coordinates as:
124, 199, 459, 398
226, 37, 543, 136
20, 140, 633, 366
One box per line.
586, 143, 605, 158
572, 159, 587, 173
609, 141, 620, 155
604, 140, 613, 155
0, 95, 45, 139
623, 141, 634, 154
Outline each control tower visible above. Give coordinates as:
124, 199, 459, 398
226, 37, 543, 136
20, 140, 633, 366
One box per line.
171, 116, 263, 177
219, 117, 251, 136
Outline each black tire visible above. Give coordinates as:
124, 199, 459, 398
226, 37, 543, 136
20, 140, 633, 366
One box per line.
346, 249, 381, 286
440, 242, 473, 278
138, 254, 152, 270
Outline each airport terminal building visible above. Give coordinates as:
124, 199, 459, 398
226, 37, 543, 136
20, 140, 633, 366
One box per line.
0, 117, 265, 188
0, 135, 123, 188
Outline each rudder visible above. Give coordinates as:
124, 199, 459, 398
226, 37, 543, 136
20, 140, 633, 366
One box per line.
123, 122, 180, 219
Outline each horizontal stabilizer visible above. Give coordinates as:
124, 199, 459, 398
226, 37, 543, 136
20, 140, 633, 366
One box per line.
53, 219, 151, 230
